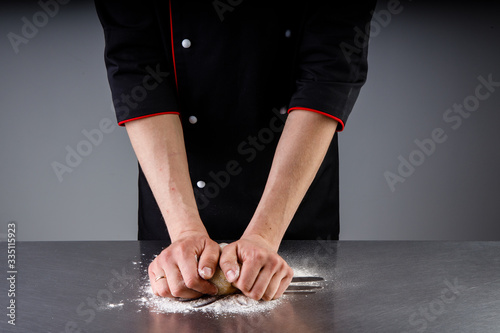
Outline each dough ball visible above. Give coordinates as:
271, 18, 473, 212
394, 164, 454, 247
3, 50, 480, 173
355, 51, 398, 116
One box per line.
208, 243, 239, 296
209, 265, 239, 296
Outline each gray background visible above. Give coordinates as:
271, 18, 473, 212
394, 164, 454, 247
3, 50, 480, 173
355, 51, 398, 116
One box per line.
1, 1, 499, 241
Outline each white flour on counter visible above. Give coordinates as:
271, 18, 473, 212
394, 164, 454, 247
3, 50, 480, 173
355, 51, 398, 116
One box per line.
124, 257, 319, 317
136, 283, 282, 316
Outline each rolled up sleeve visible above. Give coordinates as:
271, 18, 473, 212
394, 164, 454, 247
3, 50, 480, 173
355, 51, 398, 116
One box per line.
289, 1, 376, 131
94, 0, 178, 126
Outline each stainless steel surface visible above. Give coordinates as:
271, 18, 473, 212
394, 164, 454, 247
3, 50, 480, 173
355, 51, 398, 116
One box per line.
291, 276, 325, 283
285, 285, 323, 291
3, 241, 500, 332
184, 276, 326, 309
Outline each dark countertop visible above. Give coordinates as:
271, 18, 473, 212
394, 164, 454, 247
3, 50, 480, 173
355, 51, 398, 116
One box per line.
2, 241, 500, 332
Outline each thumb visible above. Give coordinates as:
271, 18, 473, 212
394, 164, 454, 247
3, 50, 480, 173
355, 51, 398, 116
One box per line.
197, 240, 220, 280
219, 243, 240, 283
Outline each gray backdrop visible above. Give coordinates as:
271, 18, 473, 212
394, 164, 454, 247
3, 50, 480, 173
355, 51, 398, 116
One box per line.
1, 1, 499, 241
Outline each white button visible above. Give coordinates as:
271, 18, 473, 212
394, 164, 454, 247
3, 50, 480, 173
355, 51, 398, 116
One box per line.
188, 115, 198, 124
197, 181, 206, 189
280, 107, 287, 115
285, 30, 292, 38
182, 39, 191, 48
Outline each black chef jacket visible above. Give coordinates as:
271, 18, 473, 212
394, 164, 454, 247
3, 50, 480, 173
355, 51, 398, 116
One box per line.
95, 0, 376, 241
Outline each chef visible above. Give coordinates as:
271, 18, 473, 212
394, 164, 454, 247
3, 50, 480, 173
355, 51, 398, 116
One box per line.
95, 0, 375, 301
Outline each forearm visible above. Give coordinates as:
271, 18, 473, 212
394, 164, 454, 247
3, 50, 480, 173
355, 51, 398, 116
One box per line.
125, 114, 206, 241
243, 110, 338, 250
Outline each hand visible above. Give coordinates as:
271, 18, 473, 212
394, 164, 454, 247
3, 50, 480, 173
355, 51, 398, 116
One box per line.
219, 234, 293, 301
148, 231, 220, 298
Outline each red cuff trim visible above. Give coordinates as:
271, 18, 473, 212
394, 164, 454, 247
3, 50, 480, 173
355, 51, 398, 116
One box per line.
169, 0, 179, 92
118, 112, 180, 126
288, 107, 345, 132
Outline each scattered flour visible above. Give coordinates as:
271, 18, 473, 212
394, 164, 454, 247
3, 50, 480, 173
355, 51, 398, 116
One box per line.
136, 283, 282, 317
118, 257, 320, 317
105, 302, 124, 309
291, 267, 315, 277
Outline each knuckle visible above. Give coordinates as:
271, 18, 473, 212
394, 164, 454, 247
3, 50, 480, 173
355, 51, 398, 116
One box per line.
267, 256, 280, 270
169, 282, 185, 297
208, 240, 221, 252
156, 285, 170, 298
245, 279, 257, 291
247, 249, 265, 263
272, 292, 282, 300
255, 250, 266, 262
202, 255, 219, 267
249, 290, 263, 301
169, 288, 182, 298
161, 245, 173, 255
205, 248, 219, 259
183, 276, 199, 290
237, 282, 251, 294
159, 250, 173, 263
219, 259, 234, 269
171, 247, 185, 258
211, 250, 222, 262
176, 241, 189, 251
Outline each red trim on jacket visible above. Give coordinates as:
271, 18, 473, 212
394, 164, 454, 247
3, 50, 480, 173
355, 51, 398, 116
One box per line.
169, 0, 179, 92
288, 107, 345, 132
118, 112, 180, 126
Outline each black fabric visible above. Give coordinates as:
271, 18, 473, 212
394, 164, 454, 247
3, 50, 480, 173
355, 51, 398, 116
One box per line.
95, 0, 376, 241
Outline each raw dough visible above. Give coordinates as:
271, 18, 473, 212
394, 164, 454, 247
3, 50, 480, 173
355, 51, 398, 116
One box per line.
209, 265, 239, 295
208, 243, 239, 296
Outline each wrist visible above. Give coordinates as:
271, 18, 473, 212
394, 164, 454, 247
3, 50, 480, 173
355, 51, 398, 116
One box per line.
170, 226, 209, 243
242, 219, 283, 252
163, 209, 207, 242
